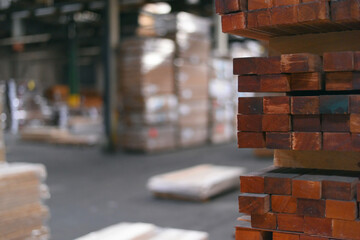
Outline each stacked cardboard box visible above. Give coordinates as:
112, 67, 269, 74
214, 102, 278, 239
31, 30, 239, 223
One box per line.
209, 57, 237, 144
0, 162, 50, 240
174, 13, 211, 147
118, 38, 178, 152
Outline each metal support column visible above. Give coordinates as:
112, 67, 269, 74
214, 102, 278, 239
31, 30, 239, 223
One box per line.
67, 18, 80, 107
103, 0, 119, 152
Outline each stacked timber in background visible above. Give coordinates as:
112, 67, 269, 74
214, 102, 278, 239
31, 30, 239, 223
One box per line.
173, 13, 211, 148
0, 163, 50, 240
216, 0, 360, 239
209, 57, 237, 144
118, 38, 178, 152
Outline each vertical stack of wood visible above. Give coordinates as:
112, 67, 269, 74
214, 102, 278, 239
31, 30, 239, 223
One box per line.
216, 0, 360, 239
118, 38, 178, 152
0, 163, 50, 240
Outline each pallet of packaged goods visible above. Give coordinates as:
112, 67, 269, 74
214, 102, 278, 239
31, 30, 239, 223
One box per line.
0, 163, 50, 240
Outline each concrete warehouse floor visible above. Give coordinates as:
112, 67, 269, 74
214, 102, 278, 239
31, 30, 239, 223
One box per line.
6, 138, 272, 240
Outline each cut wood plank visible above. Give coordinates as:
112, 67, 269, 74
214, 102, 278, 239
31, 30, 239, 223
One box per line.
351, 114, 360, 133
262, 114, 291, 132
239, 97, 263, 114
292, 174, 325, 199
266, 132, 292, 149
297, 198, 326, 218
319, 95, 350, 114
325, 199, 357, 220
238, 193, 270, 214
292, 115, 321, 132
291, 96, 320, 115
281, 53, 322, 73
303, 216, 332, 237
263, 96, 290, 114
277, 213, 304, 232
322, 175, 358, 201
292, 132, 322, 151
271, 195, 297, 214
274, 150, 360, 171
260, 74, 291, 92
290, 72, 322, 91
323, 51, 355, 71
332, 219, 360, 240
273, 232, 299, 240
323, 132, 352, 151
251, 213, 277, 230
248, 0, 273, 11
238, 115, 263, 132
321, 114, 350, 132
238, 132, 266, 148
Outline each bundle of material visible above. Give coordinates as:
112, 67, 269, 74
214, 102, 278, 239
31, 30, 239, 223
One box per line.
0, 162, 50, 240
209, 57, 237, 144
236, 52, 360, 152
118, 38, 178, 152
148, 164, 245, 201
237, 167, 360, 240
216, 0, 360, 39
75, 222, 209, 240
174, 13, 211, 148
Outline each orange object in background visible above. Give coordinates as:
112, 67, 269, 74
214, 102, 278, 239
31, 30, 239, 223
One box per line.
45, 85, 70, 102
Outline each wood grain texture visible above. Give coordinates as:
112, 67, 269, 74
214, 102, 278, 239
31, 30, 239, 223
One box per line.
238, 115, 263, 132
274, 150, 360, 171
215, 0, 246, 14
238, 75, 261, 92
291, 96, 320, 115
281, 53, 322, 73
238, 193, 270, 214
235, 225, 272, 240
353, 133, 360, 151
322, 175, 358, 201
323, 51, 355, 72
290, 72, 322, 91
241, 175, 265, 194
264, 172, 298, 195
222, 12, 247, 33
257, 56, 282, 74
273, 232, 299, 240
292, 132, 322, 151
251, 213, 277, 230
264, 96, 290, 114
331, 0, 360, 23
260, 74, 291, 92
273, 0, 299, 7
325, 72, 354, 91
238, 132, 266, 148
248, 0, 272, 11
272, 195, 297, 214
350, 95, 360, 113
297, 199, 326, 218
297, 1, 330, 22
323, 132, 352, 151
321, 114, 350, 132
271, 5, 298, 25
277, 213, 304, 232
262, 114, 291, 132
332, 219, 360, 240
292, 175, 324, 199
299, 236, 328, 240
355, 51, 360, 70
292, 115, 321, 132
303, 216, 332, 237
234, 58, 258, 75
266, 132, 292, 149
320, 95, 349, 114
239, 97, 263, 114
326, 199, 357, 220
350, 114, 360, 133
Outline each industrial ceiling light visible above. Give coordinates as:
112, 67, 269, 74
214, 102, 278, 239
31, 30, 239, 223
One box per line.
142, 2, 171, 15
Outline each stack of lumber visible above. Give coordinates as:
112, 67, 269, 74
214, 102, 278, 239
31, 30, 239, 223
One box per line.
75, 222, 209, 240
237, 167, 360, 240
118, 38, 178, 152
216, 0, 360, 239
0, 162, 50, 240
236, 52, 360, 151
147, 164, 245, 201
217, 0, 360, 39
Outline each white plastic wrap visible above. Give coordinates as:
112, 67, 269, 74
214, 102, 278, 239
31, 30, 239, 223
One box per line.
147, 164, 246, 200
